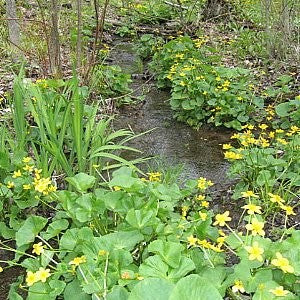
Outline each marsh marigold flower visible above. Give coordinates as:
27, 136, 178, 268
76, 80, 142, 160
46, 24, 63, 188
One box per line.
26, 271, 38, 286
245, 218, 265, 236
271, 252, 294, 274
32, 242, 45, 256
280, 205, 296, 216
269, 286, 289, 297
147, 172, 162, 182
242, 203, 262, 215
241, 191, 258, 198
36, 268, 51, 282
7, 181, 15, 189
22, 157, 32, 163
213, 211, 231, 227
268, 193, 284, 204
224, 151, 243, 160
245, 242, 264, 262
232, 280, 245, 293
12, 170, 22, 178
69, 255, 86, 267
187, 235, 198, 247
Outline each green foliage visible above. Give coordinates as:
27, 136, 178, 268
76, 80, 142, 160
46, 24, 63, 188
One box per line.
224, 120, 300, 215
90, 65, 134, 106
2, 167, 299, 299
151, 36, 264, 130
134, 34, 164, 60
7, 76, 144, 177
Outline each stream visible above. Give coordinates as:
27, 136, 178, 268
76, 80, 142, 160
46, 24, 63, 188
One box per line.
111, 39, 233, 191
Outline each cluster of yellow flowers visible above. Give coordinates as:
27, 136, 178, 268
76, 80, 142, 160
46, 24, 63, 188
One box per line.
35, 79, 48, 88
187, 231, 226, 253
193, 36, 208, 48
5, 156, 57, 195
26, 268, 51, 286
146, 172, 162, 182
215, 79, 231, 92
69, 255, 86, 267
197, 177, 214, 190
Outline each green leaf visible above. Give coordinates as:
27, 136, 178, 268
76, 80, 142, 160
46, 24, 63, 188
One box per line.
0, 221, 15, 239
15, 216, 47, 248
129, 278, 174, 300
148, 240, 183, 268
275, 102, 291, 117
64, 279, 91, 300
139, 255, 169, 278
168, 257, 195, 280
66, 173, 96, 192
125, 209, 156, 229
0, 151, 9, 170
41, 219, 69, 240
169, 275, 223, 300
107, 286, 129, 300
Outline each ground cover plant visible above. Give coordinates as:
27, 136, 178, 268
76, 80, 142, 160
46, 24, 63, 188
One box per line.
1, 0, 299, 299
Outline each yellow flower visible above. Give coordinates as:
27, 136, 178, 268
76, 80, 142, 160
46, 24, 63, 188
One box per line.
268, 193, 284, 204
241, 191, 259, 198
26, 271, 38, 286
271, 252, 294, 274
36, 268, 51, 283
33, 177, 52, 194
269, 286, 289, 297
222, 143, 232, 150
12, 170, 22, 178
217, 236, 226, 245
32, 242, 45, 256
23, 165, 34, 172
47, 185, 57, 192
7, 181, 15, 189
197, 239, 211, 248
182, 206, 189, 218
232, 280, 245, 293
276, 138, 288, 145
245, 218, 265, 236
258, 124, 268, 130
216, 76, 221, 81
241, 203, 262, 215
201, 201, 209, 208
199, 212, 207, 221
22, 157, 32, 163
197, 195, 205, 201
224, 151, 243, 160
187, 235, 198, 247
280, 205, 296, 216
0, 267, 3, 272
209, 244, 223, 252
197, 177, 213, 190
98, 250, 108, 256
147, 172, 162, 182
245, 242, 264, 262
113, 186, 121, 191
213, 211, 231, 227
69, 255, 87, 267
23, 184, 31, 190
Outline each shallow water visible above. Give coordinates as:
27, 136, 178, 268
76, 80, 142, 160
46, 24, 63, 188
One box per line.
111, 40, 233, 189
